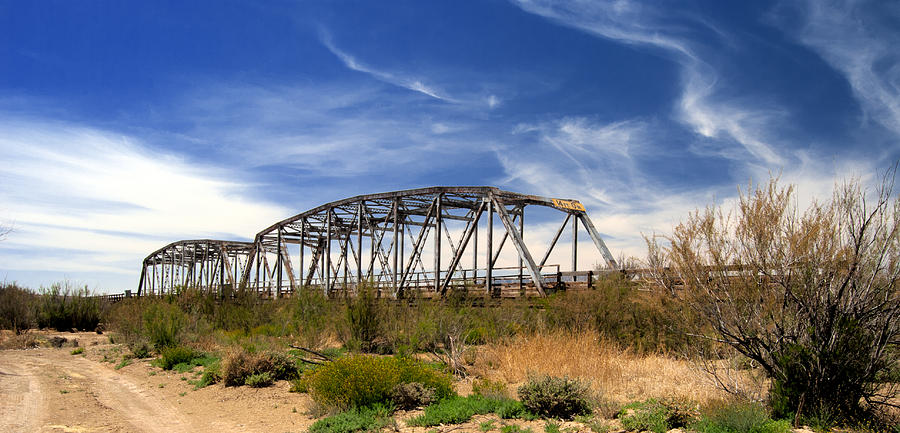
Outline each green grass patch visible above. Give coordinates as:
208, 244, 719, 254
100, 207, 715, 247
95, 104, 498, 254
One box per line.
308, 404, 394, 433
407, 395, 533, 427
70, 347, 84, 355
619, 399, 698, 433
690, 403, 791, 433
154, 346, 219, 373
114, 358, 132, 370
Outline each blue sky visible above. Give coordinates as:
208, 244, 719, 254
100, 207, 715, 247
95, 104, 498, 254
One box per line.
1, 0, 898, 291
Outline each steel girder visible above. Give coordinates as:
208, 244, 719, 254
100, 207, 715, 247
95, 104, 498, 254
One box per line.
137, 240, 255, 296
242, 186, 618, 298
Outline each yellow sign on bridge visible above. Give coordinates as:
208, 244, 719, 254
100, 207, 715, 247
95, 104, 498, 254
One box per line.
551, 198, 586, 212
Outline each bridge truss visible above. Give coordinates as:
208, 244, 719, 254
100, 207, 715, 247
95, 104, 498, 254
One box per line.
138, 186, 618, 298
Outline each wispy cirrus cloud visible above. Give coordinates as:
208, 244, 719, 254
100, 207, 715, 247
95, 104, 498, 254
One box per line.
780, 0, 900, 138
511, 0, 787, 166
319, 30, 504, 109
173, 82, 495, 184
320, 31, 453, 102
0, 117, 289, 289
500, 117, 658, 211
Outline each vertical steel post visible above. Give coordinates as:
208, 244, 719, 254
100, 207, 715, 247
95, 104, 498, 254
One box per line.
276, 228, 283, 298
486, 198, 493, 295
299, 218, 305, 291
219, 246, 225, 298
326, 209, 332, 294
255, 248, 261, 295
392, 199, 399, 293
356, 204, 363, 286
434, 194, 442, 292
472, 219, 478, 285
399, 227, 404, 283
518, 208, 524, 295
572, 213, 578, 272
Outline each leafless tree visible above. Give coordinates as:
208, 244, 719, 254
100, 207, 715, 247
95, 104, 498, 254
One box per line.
647, 173, 900, 423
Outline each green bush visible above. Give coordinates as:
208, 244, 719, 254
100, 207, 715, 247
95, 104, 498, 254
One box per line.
308, 404, 394, 433
517, 375, 592, 420
288, 289, 334, 348
305, 354, 454, 410
35, 284, 104, 331
0, 284, 36, 333
129, 342, 151, 359
70, 347, 84, 355
193, 362, 221, 389
619, 399, 698, 433
142, 302, 185, 351
690, 403, 790, 433
245, 371, 274, 388
345, 285, 383, 353
157, 346, 198, 370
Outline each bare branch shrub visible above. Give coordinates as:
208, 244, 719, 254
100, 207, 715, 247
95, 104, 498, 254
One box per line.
648, 174, 900, 423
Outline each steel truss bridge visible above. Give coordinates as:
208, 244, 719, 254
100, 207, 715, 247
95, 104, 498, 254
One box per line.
138, 186, 618, 298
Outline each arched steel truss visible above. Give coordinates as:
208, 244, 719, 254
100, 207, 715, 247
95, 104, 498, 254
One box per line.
138, 187, 618, 298
138, 240, 255, 296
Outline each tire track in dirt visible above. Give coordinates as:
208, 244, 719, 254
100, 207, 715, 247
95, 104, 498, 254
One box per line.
0, 355, 43, 433
0, 349, 195, 433
59, 355, 195, 433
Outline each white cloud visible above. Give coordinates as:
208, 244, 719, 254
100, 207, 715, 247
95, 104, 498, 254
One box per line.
320, 32, 452, 102
783, 0, 900, 137
174, 83, 495, 182
0, 118, 290, 289
511, 0, 787, 166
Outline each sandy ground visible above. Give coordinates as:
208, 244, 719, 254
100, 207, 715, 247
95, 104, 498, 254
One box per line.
0, 332, 319, 433
0, 332, 570, 433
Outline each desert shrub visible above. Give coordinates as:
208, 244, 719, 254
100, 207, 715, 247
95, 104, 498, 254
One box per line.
35, 284, 104, 331
70, 347, 84, 355
390, 382, 436, 409
129, 342, 151, 359
473, 377, 510, 399
157, 345, 198, 370
245, 371, 274, 388
221, 349, 299, 386
653, 176, 900, 422
288, 289, 334, 347
690, 402, 790, 433
304, 354, 454, 410
193, 361, 221, 389
619, 399, 699, 433
0, 284, 36, 333
308, 403, 394, 433
345, 285, 383, 353
142, 301, 185, 351
517, 375, 592, 420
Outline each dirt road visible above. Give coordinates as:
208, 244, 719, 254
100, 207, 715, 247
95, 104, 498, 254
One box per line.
0, 332, 317, 433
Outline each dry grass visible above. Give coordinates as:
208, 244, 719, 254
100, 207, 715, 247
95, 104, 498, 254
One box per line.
473, 330, 758, 405
0, 329, 38, 350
